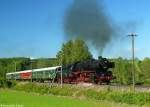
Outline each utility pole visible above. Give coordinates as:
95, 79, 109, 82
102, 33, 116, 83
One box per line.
13, 62, 17, 81
30, 59, 34, 82
60, 53, 63, 88
128, 32, 137, 91
14, 62, 16, 72
31, 61, 33, 70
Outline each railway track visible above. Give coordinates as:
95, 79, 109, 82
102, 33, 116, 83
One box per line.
34, 81, 150, 92
18, 81, 150, 92
105, 84, 150, 92
85, 84, 150, 92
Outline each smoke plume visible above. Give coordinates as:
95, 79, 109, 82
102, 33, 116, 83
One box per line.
64, 0, 116, 53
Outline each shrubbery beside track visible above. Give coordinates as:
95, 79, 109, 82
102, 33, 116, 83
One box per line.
9, 82, 150, 105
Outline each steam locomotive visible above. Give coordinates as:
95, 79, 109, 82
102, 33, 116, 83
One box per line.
6, 57, 115, 85
56, 56, 115, 84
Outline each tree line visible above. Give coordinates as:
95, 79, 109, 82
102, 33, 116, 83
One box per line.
111, 57, 150, 85
0, 57, 57, 79
0, 39, 149, 85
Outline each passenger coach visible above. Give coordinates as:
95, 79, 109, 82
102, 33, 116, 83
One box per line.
6, 66, 62, 82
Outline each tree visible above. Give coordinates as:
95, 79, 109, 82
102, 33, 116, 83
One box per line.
112, 57, 132, 84
56, 39, 92, 66
0, 57, 31, 79
140, 58, 150, 84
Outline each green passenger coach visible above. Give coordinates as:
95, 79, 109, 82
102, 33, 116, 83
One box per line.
6, 66, 62, 82
32, 67, 61, 80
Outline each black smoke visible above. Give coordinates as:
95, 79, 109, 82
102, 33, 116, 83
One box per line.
64, 0, 116, 53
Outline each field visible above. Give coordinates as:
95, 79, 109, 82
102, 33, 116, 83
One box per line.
1, 89, 149, 107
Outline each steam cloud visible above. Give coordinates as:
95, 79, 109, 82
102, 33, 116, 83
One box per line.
64, 0, 116, 53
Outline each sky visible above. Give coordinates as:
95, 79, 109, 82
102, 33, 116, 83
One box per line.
0, 0, 149, 59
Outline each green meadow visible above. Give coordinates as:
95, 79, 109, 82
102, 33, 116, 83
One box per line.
0, 89, 149, 107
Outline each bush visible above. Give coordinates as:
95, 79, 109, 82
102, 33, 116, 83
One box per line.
0, 78, 4, 88
0, 78, 17, 88
12, 83, 150, 105
48, 86, 76, 96
82, 89, 107, 100
82, 90, 150, 105
13, 83, 77, 96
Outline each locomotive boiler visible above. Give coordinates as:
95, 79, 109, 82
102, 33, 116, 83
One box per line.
57, 56, 115, 84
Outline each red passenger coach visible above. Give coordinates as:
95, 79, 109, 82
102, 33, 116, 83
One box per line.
20, 70, 32, 79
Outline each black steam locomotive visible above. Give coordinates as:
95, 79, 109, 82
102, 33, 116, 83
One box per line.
56, 56, 115, 84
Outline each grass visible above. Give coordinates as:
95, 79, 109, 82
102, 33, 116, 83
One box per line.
12, 83, 150, 105
1, 89, 149, 107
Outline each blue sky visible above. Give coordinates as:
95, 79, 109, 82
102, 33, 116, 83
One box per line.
0, 0, 149, 59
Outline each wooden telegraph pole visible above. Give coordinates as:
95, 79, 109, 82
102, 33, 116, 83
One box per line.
59, 53, 64, 88
128, 33, 137, 91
